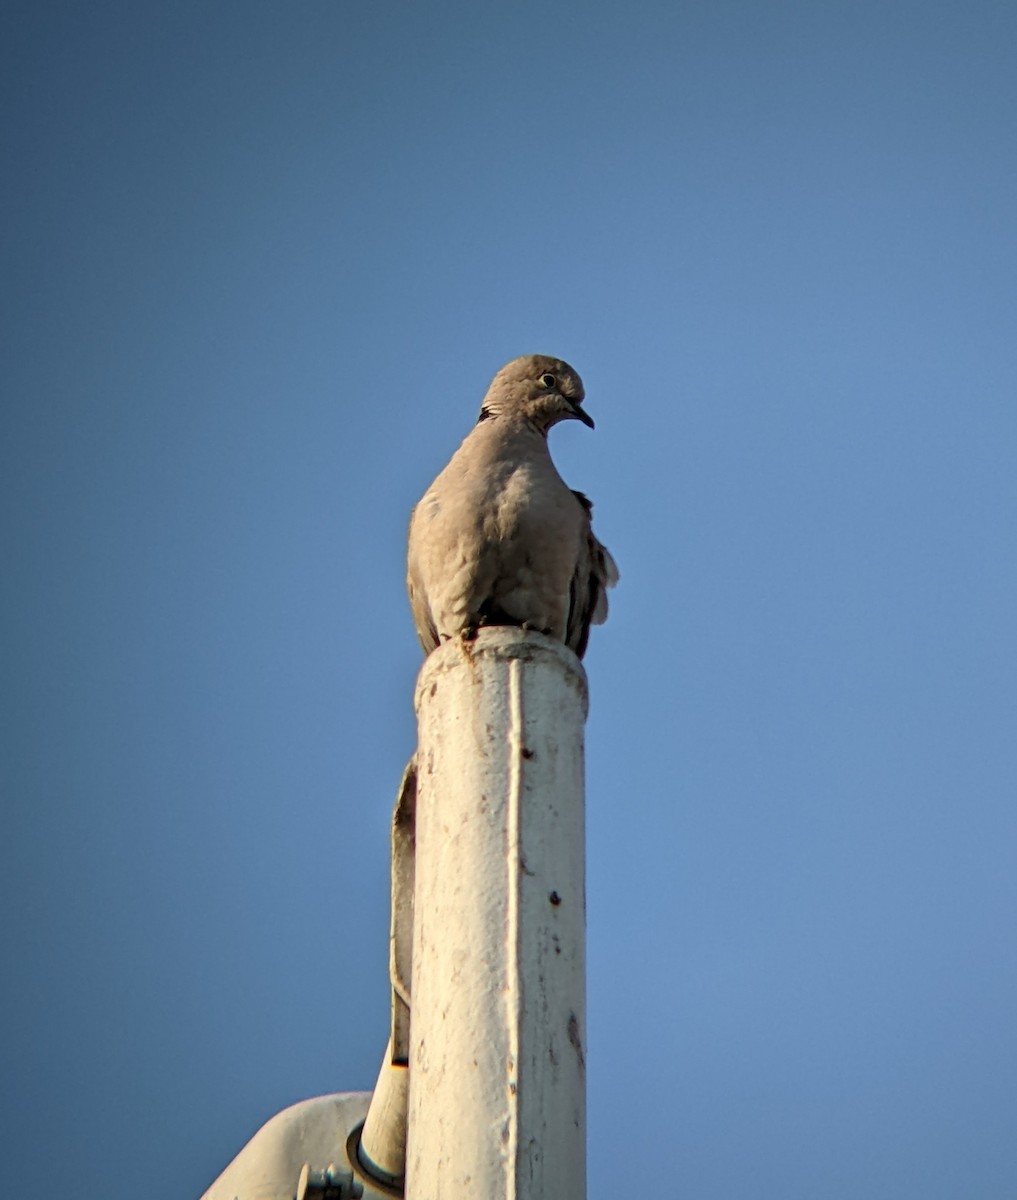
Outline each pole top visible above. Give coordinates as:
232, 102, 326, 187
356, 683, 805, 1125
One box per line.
414, 628, 589, 719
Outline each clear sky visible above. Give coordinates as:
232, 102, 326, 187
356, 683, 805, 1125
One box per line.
3, 2, 1016, 1197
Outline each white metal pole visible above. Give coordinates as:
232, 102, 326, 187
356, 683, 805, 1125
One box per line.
406, 628, 588, 1200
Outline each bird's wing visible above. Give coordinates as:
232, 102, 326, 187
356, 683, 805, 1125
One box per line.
566, 490, 619, 659
406, 505, 440, 654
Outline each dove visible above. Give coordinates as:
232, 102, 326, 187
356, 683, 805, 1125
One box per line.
406, 354, 617, 659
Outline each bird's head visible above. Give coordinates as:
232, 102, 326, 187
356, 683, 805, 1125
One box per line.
479, 354, 593, 434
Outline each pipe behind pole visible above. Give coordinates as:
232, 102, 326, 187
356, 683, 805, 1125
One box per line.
406, 629, 588, 1200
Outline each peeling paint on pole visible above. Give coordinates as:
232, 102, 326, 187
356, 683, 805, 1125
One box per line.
406, 628, 588, 1200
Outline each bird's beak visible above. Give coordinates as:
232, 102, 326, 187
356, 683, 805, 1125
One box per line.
570, 402, 595, 430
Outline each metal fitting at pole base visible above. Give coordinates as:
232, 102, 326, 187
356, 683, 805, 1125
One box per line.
406, 628, 589, 1200
296, 1161, 363, 1200
200, 1094, 374, 1200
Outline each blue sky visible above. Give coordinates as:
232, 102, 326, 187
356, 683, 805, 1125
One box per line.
3, 2, 1016, 1197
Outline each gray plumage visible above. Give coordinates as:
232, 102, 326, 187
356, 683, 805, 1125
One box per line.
407, 354, 618, 659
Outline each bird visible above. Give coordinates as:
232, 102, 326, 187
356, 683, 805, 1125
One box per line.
407, 354, 617, 659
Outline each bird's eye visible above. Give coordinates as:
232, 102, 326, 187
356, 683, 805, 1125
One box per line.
540, 373, 557, 389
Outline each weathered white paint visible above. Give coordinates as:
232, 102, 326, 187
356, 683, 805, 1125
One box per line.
406, 628, 588, 1200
